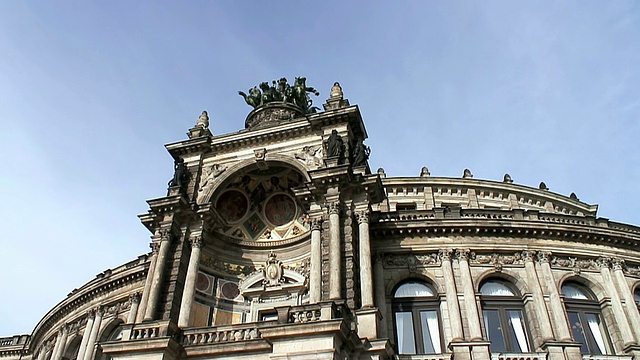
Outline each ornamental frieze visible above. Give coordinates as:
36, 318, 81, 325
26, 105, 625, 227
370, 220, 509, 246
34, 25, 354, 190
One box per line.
383, 253, 439, 271
200, 253, 255, 279
470, 252, 524, 271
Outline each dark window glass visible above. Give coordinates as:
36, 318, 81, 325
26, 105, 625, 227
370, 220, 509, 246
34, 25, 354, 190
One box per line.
392, 281, 442, 355
480, 280, 531, 353
562, 282, 611, 355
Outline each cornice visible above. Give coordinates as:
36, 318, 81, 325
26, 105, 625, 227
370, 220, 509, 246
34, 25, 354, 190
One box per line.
372, 209, 640, 251
165, 136, 212, 159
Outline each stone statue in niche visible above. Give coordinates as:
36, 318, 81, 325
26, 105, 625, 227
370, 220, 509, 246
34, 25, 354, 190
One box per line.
326, 130, 344, 158
352, 140, 370, 167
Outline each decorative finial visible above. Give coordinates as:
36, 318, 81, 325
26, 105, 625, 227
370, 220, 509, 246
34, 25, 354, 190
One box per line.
196, 111, 209, 129
503, 173, 513, 183
377, 168, 386, 178
330, 82, 343, 100
463, 169, 473, 178
570, 192, 579, 200
420, 167, 430, 177
539, 182, 549, 190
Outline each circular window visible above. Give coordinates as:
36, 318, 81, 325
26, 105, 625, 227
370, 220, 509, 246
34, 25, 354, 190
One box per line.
216, 190, 248, 223
264, 193, 297, 226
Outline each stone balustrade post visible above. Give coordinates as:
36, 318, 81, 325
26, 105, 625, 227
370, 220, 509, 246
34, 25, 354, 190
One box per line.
309, 217, 323, 303
522, 250, 555, 343
82, 307, 103, 360
440, 249, 464, 342
457, 249, 483, 340
356, 209, 374, 308
537, 252, 572, 341
127, 293, 141, 324
612, 259, 640, 340
373, 252, 388, 337
598, 258, 637, 347
144, 229, 172, 320
76, 310, 94, 360
136, 241, 159, 322
178, 235, 203, 328
328, 201, 341, 300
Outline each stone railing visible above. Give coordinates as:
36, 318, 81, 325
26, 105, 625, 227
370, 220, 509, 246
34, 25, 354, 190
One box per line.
276, 301, 351, 325
582, 356, 633, 360
182, 324, 262, 346
0, 335, 29, 347
491, 353, 547, 360
123, 320, 174, 341
394, 354, 451, 360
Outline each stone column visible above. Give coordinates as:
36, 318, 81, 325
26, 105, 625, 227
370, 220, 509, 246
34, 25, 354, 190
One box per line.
457, 249, 483, 340
136, 242, 159, 322
356, 209, 374, 308
52, 325, 68, 360
328, 201, 341, 300
522, 250, 555, 343
49, 331, 62, 360
612, 259, 640, 340
373, 252, 388, 337
144, 229, 172, 320
76, 310, 94, 360
440, 249, 464, 342
309, 218, 323, 303
178, 235, 203, 328
127, 293, 141, 324
537, 252, 572, 341
82, 307, 103, 360
599, 258, 637, 347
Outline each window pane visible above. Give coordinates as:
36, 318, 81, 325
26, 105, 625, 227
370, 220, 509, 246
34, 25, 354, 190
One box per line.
420, 310, 441, 354
483, 309, 507, 352
480, 281, 516, 296
634, 290, 640, 305
395, 312, 417, 354
506, 310, 529, 352
585, 313, 607, 355
567, 311, 589, 354
562, 284, 590, 300
394, 282, 435, 298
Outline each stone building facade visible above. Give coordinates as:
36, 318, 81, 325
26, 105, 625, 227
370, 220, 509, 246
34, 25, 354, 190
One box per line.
3, 80, 640, 360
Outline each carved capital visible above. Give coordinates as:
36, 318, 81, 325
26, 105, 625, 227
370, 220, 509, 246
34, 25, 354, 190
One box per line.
310, 217, 323, 231
327, 201, 341, 216
522, 250, 536, 263
537, 251, 552, 264
86, 308, 96, 319
438, 249, 454, 262
149, 241, 161, 254
190, 236, 203, 249
456, 249, 472, 261
355, 209, 370, 224
596, 257, 612, 269
129, 292, 141, 304
158, 228, 172, 242
612, 258, 625, 271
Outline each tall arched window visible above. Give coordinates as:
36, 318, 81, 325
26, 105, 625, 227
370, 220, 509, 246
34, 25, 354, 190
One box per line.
392, 280, 442, 355
480, 279, 531, 353
561, 282, 612, 355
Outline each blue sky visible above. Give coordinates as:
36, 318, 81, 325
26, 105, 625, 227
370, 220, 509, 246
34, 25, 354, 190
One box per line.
1, 1, 638, 336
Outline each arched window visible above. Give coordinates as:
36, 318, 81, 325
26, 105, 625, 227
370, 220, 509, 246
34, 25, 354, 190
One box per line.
562, 282, 612, 355
634, 288, 640, 308
392, 280, 442, 355
480, 279, 531, 353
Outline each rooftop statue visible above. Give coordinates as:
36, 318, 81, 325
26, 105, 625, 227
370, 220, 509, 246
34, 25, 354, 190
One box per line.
239, 77, 320, 114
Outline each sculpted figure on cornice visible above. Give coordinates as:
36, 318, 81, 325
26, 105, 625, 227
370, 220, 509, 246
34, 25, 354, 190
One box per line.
198, 163, 227, 201
239, 76, 320, 114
